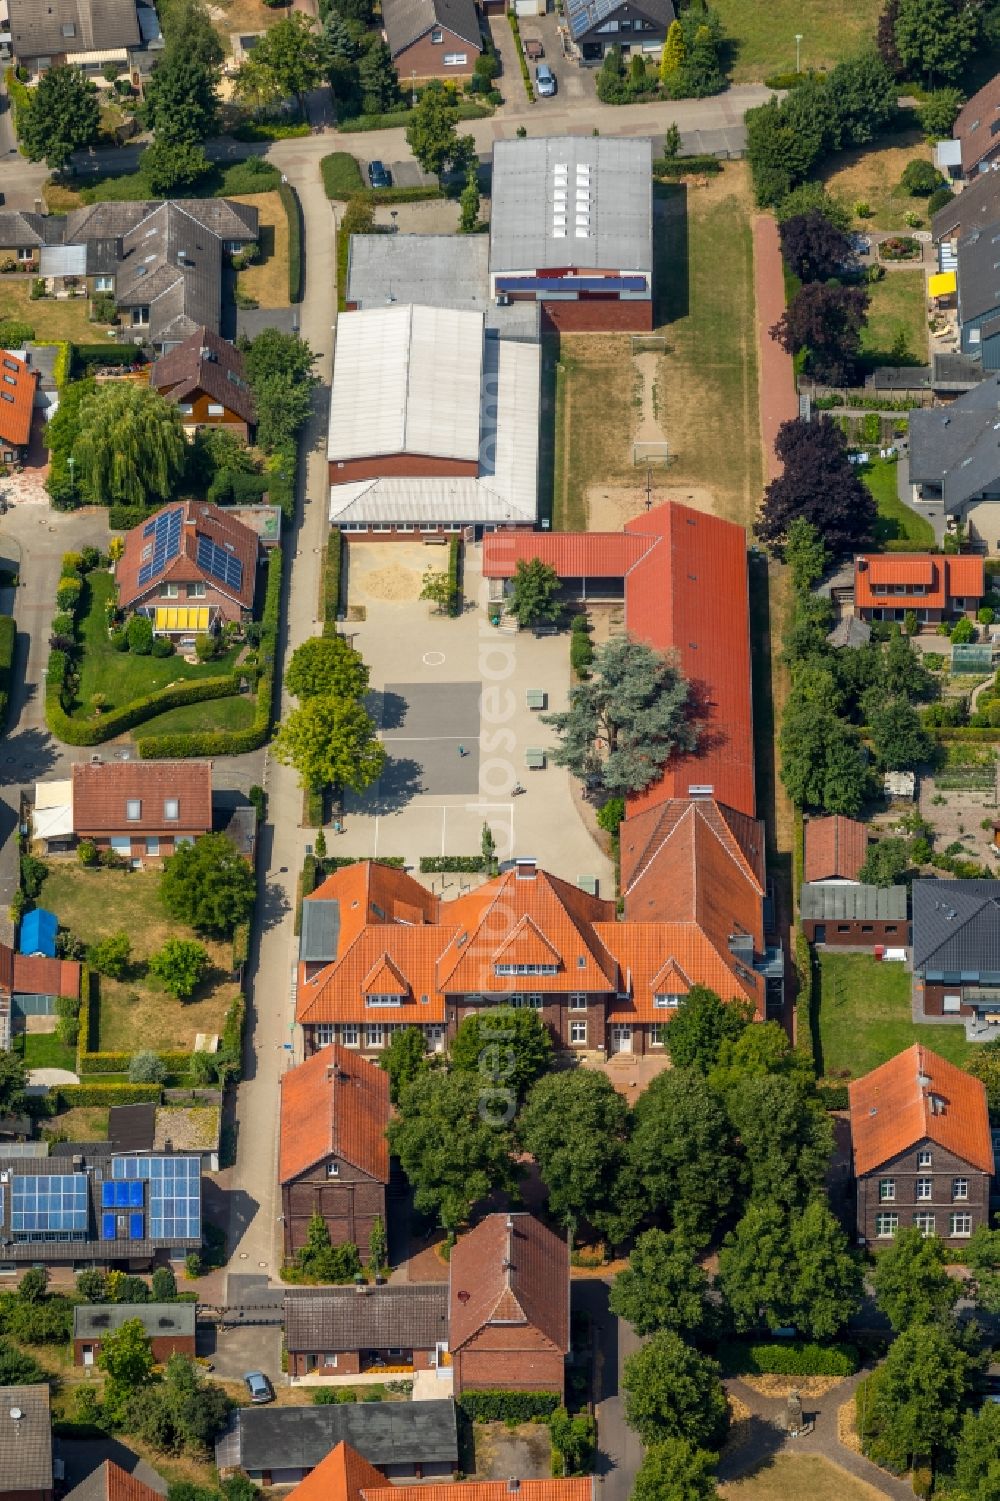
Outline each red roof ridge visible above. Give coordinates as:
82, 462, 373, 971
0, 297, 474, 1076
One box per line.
279, 1043, 390, 1184
286, 1441, 389, 1501
849, 1043, 994, 1177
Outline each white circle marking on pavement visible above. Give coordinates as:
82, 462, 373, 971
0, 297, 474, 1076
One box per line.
423, 652, 445, 666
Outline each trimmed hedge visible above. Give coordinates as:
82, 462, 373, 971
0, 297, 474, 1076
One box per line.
508, 13, 534, 101
108, 504, 152, 531
76, 964, 97, 1068
55, 1083, 162, 1107
4, 66, 30, 139
138, 543, 282, 758
232, 119, 311, 141
207, 471, 270, 506
232, 921, 251, 971
459, 1391, 560, 1422
321, 152, 364, 199
47, 671, 240, 747
447, 535, 461, 617
279, 181, 304, 304
335, 102, 491, 133
419, 856, 486, 873
716, 1341, 858, 1378
653, 155, 723, 179
70, 345, 143, 379
322, 529, 342, 635
219, 993, 246, 1083
0, 615, 15, 729
79, 1049, 192, 1075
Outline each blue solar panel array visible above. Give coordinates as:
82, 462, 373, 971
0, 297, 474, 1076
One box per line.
101, 1179, 144, 1208
12, 1174, 88, 1235
196, 535, 243, 593
137, 509, 183, 587
111, 1156, 200, 1240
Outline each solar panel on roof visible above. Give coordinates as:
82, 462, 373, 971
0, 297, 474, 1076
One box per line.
102, 1211, 116, 1240
196, 535, 243, 593
112, 1155, 200, 1240
129, 1212, 144, 1240
11, 1173, 88, 1235
137, 508, 183, 588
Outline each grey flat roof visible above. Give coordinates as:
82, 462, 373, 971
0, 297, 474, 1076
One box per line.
490, 136, 652, 276
0, 1385, 52, 1492
223, 1397, 458, 1472
801, 884, 909, 921
346, 235, 540, 340
73, 1302, 196, 1340
299, 899, 340, 963
285, 1285, 449, 1353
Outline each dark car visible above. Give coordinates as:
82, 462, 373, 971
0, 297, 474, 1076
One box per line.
244, 1371, 275, 1404
367, 160, 392, 189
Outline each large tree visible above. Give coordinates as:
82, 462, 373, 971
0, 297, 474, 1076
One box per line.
378, 1026, 430, 1105
405, 79, 474, 176
518, 1069, 635, 1242
828, 50, 898, 146
871, 1226, 961, 1331
0, 1049, 28, 1117
869, 698, 932, 770
19, 65, 100, 174
780, 678, 869, 815
632, 1441, 721, 1501
233, 13, 325, 118
357, 38, 400, 114
745, 93, 825, 208
126, 1353, 232, 1454
609, 1230, 711, 1338
779, 210, 853, 284
756, 417, 877, 556
145, 0, 223, 146
771, 282, 870, 387
863, 1324, 973, 1474
893, 0, 981, 85
628, 1068, 737, 1246
707, 1020, 814, 1098
507, 559, 563, 628
718, 1197, 861, 1339
148, 938, 209, 1000
952, 1402, 1000, 1501
141, 140, 211, 196
73, 384, 186, 507
541, 634, 700, 799
273, 695, 385, 794
857, 837, 910, 888
388, 1071, 516, 1230
98, 1317, 155, 1389
161, 833, 256, 937
659, 986, 754, 1073
240, 329, 318, 453
966, 1224, 1000, 1314
286, 635, 369, 700
449, 1007, 553, 1104
727, 1073, 833, 1210
623, 1331, 729, 1450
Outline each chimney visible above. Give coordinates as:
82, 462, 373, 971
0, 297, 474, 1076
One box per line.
515, 858, 536, 881
508, 1481, 520, 1494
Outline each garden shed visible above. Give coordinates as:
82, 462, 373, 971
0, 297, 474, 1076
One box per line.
20, 908, 57, 958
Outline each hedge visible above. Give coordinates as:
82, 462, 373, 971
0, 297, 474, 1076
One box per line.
76, 964, 97, 1068
762, 68, 827, 89
51, 341, 72, 391
321, 152, 364, 199
419, 856, 486, 872
264, 445, 296, 521
47, 671, 240, 746
508, 14, 534, 102
219, 993, 246, 1083
232, 921, 250, 971
817, 1081, 849, 1110
653, 155, 723, 179
138, 543, 282, 758
232, 119, 311, 141
69, 345, 143, 379
109, 504, 153, 530
459, 1391, 560, 1422
79, 1049, 192, 1075
4, 66, 30, 139
0, 615, 15, 730
207, 471, 270, 507
447, 535, 461, 617
335, 101, 491, 133
55, 1083, 163, 1108
322, 529, 342, 635
279, 181, 304, 304
716, 1341, 858, 1378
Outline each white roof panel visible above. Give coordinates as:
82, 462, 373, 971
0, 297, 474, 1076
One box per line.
329, 476, 535, 525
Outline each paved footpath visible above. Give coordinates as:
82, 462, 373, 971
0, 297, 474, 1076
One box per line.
752, 214, 798, 486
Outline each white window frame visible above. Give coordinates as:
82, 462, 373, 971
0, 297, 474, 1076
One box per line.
430, 26, 443, 41
950, 1212, 972, 1238
366, 995, 403, 1007
164, 798, 180, 822
569, 1020, 587, 1045
314, 1024, 334, 1046
916, 1178, 933, 1201
132, 306, 149, 327
918, 1150, 933, 1169
327, 1161, 339, 1177
146, 836, 160, 857
163, 583, 179, 599
341, 1024, 359, 1047
323, 1353, 338, 1367
110, 836, 131, 855
650, 1024, 666, 1047
17, 247, 34, 262
207, 403, 225, 416
952, 1178, 969, 1201
178, 403, 194, 416
95, 274, 114, 291
443, 51, 467, 65
653, 993, 682, 1009
913, 1212, 936, 1237
365, 1023, 385, 1048
568, 994, 587, 1011
126, 799, 141, 822
875, 1212, 898, 1239
878, 1178, 895, 1202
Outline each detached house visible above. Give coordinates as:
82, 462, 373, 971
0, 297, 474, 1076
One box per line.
449, 1213, 569, 1399
565, 0, 675, 64
936, 73, 1000, 180
116, 501, 260, 636
911, 877, 1000, 1022
849, 1044, 994, 1244
908, 376, 1000, 548
853, 553, 985, 624
150, 328, 256, 441
284, 1285, 449, 1379
70, 760, 213, 861
0, 349, 39, 465
380, 0, 482, 79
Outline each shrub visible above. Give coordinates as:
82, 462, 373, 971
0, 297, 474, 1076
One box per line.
716, 1341, 858, 1377
419, 856, 487, 872
56, 577, 82, 611
128, 1051, 166, 1083
570, 629, 594, 676
217, 993, 246, 1084
206, 470, 270, 506
125, 615, 153, 655
77, 839, 98, 867
88, 931, 131, 979
459, 1391, 560, 1422
20, 855, 48, 900
150, 635, 174, 657
109, 629, 128, 652
194, 632, 221, 661
55, 1083, 162, 1107
322, 529, 342, 634
279, 181, 303, 304
0, 320, 35, 345
108, 505, 151, 530
926, 186, 954, 217
0, 615, 15, 727
232, 921, 251, 971
447, 535, 461, 617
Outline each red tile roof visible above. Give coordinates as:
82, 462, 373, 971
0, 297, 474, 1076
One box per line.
855, 554, 985, 613
955, 74, 1000, 173
77, 1461, 165, 1501
449, 1213, 569, 1355
482, 532, 655, 579
803, 816, 869, 883
0, 350, 38, 449
285, 1441, 389, 1501
286, 1444, 593, 1501
116, 500, 258, 611
71, 760, 212, 839
849, 1044, 994, 1177
13, 953, 80, 998
279, 1043, 390, 1185
150, 327, 256, 426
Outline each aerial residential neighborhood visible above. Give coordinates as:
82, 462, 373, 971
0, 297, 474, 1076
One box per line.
4, 1, 1000, 1500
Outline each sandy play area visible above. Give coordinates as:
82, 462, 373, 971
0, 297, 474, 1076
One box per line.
586, 483, 721, 531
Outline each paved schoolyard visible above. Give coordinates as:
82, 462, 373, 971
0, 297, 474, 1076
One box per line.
380, 680, 482, 795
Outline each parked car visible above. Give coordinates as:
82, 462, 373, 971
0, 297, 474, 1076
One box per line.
244, 1371, 275, 1404
535, 64, 556, 97
367, 160, 392, 189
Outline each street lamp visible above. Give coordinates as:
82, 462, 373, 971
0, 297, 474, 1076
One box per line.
795, 33, 803, 72
411, 69, 417, 108
67, 455, 75, 495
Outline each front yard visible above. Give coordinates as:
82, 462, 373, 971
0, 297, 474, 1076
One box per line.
230, 190, 289, 309
41, 864, 238, 1052
814, 950, 971, 1078
860, 269, 929, 370
715, 0, 881, 81
0, 280, 117, 343
821, 136, 939, 233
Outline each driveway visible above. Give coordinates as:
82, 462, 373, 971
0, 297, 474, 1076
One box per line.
198, 1321, 284, 1385
574, 1280, 642, 1501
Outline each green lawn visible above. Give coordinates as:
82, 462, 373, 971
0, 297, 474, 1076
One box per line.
13, 1032, 77, 1071
814, 950, 971, 1078
860, 270, 929, 369
863, 456, 935, 548
137, 693, 256, 737
0, 281, 116, 344
72, 572, 241, 716
715, 0, 881, 81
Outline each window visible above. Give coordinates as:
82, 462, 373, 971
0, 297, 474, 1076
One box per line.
341, 1024, 359, 1047
110, 837, 131, 854
918, 1150, 933, 1169
126, 799, 142, 822
950, 1212, 973, 1238
952, 1178, 969, 1200
323, 1353, 338, 1367
431, 26, 443, 40
132, 306, 149, 326
879, 1178, 895, 1202
188, 582, 206, 599
876, 1213, 898, 1238
327, 1161, 339, 1177
507, 994, 543, 1009
95, 275, 113, 292
365, 1024, 385, 1048
366, 995, 402, 1007
314, 1024, 334, 1046
913, 1212, 936, 1236
570, 1021, 587, 1045
163, 583, 179, 599
650, 1024, 666, 1047
653, 993, 682, 1008
17, 248, 33, 262
146, 837, 159, 857
495, 963, 558, 976
224, 240, 244, 253
916, 1178, 933, 1201
178, 404, 194, 416
861, 924, 874, 934
943, 994, 962, 1013
569, 994, 587, 1011
207, 403, 225, 416
444, 52, 467, 64
164, 799, 179, 821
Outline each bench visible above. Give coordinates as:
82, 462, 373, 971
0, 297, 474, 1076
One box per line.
423, 535, 448, 545
526, 689, 547, 710
525, 748, 546, 770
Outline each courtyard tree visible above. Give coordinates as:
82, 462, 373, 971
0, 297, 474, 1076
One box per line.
541, 634, 700, 799
718, 1197, 861, 1339
273, 695, 385, 795
659, 986, 754, 1074
388, 1070, 517, 1231
286, 635, 369, 700
633, 1440, 721, 1501
707, 1020, 814, 1097
378, 1026, 431, 1104
233, 13, 325, 118
872, 1226, 961, 1331
141, 139, 212, 196
862, 1323, 973, 1474
609, 1230, 711, 1338
161, 832, 257, 936
779, 210, 853, 283
757, 418, 877, 557
770, 282, 870, 387
952, 1401, 1000, 1501
73, 384, 186, 508
405, 80, 474, 176
507, 558, 562, 628
623, 1331, 728, 1450
519, 1069, 638, 1243
727, 1073, 834, 1210
966, 1224, 1000, 1314
628, 1068, 738, 1246
420, 570, 453, 613
19, 65, 100, 174
858, 836, 911, 887
449, 1006, 552, 1103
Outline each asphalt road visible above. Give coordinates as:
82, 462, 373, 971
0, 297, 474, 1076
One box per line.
574, 1280, 643, 1501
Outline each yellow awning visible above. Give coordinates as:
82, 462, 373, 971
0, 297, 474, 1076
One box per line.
155, 607, 210, 632
929, 271, 956, 298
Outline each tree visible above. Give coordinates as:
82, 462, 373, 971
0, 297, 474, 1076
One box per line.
858, 837, 910, 887
770, 282, 870, 386
378, 1025, 430, 1105
893, 0, 981, 85
481, 821, 497, 875
519, 1070, 635, 1242
663, 122, 682, 158
19, 65, 100, 173
828, 51, 898, 146
882, 628, 936, 701
0, 1049, 28, 1117
610, 1231, 711, 1338
242, 327, 318, 389
872, 1227, 961, 1331
99, 1316, 155, 1388
507, 558, 562, 627
779, 210, 853, 283
76, 1268, 109, 1303
863, 1323, 973, 1473
161, 833, 256, 936
777, 182, 851, 230
297, 1214, 363, 1281
405, 80, 470, 176
745, 93, 826, 207
629, 1069, 737, 1245
286, 635, 369, 700
145, 0, 223, 144
388, 1071, 516, 1231
727, 1074, 833, 1210
450, 1006, 553, 1103
659, 19, 686, 79
718, 1198, 861, 1339
459, 171, 480, 235
273, 695, 386, 794
127, 1353, 232, 1454
623, 1331, 728, 1450
0, 1341, 46, 1386
917, 87, 964, 140
233, 14, 324, 118
541, 634, 700, 799
966, 1224, 1000, 1314
707, 1020, 814, 1097
678, 19, 723, 97
757, 417, 877, 557
73, 384, 186, 507
18, 1267, 49, 1303
149, 939, 209, 1000
129, 1050, 166, 1084
357, 38, 399, 114
876, 0, 904, 75
89, 931, 131, 979
420, 570, 453, 612
152, 1265, 178, 1301
869, 698, 932, 770
900, 157, 944, 196
368, 1215, 387, 1274
786, 1196, 864, 1338
780, 685, 869, 815
141, 139, 211, 196
952, 1402, 1000, 1501
633, 1441, 721, 1501
660, 986, 754, 1073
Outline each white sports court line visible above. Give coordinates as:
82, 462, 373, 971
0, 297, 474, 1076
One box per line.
373, 802, 514, 859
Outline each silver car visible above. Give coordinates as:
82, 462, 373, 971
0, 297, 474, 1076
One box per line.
535, 63, 556, 97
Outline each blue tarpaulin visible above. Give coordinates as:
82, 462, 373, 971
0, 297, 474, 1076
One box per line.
20, 908, 57, 958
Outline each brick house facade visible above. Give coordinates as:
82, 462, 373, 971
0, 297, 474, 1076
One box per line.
150, 328, 256, 441
70, 759, 213, 861
116, 500, 260, 636
912, 878, 1000, 1022
284, 1286, 448, 1379
381, 0, 482, 79
73, 1303, 195, 1366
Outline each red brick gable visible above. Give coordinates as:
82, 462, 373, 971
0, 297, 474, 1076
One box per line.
450, 1213, 569, 1355
279, 1043, 390, 1185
